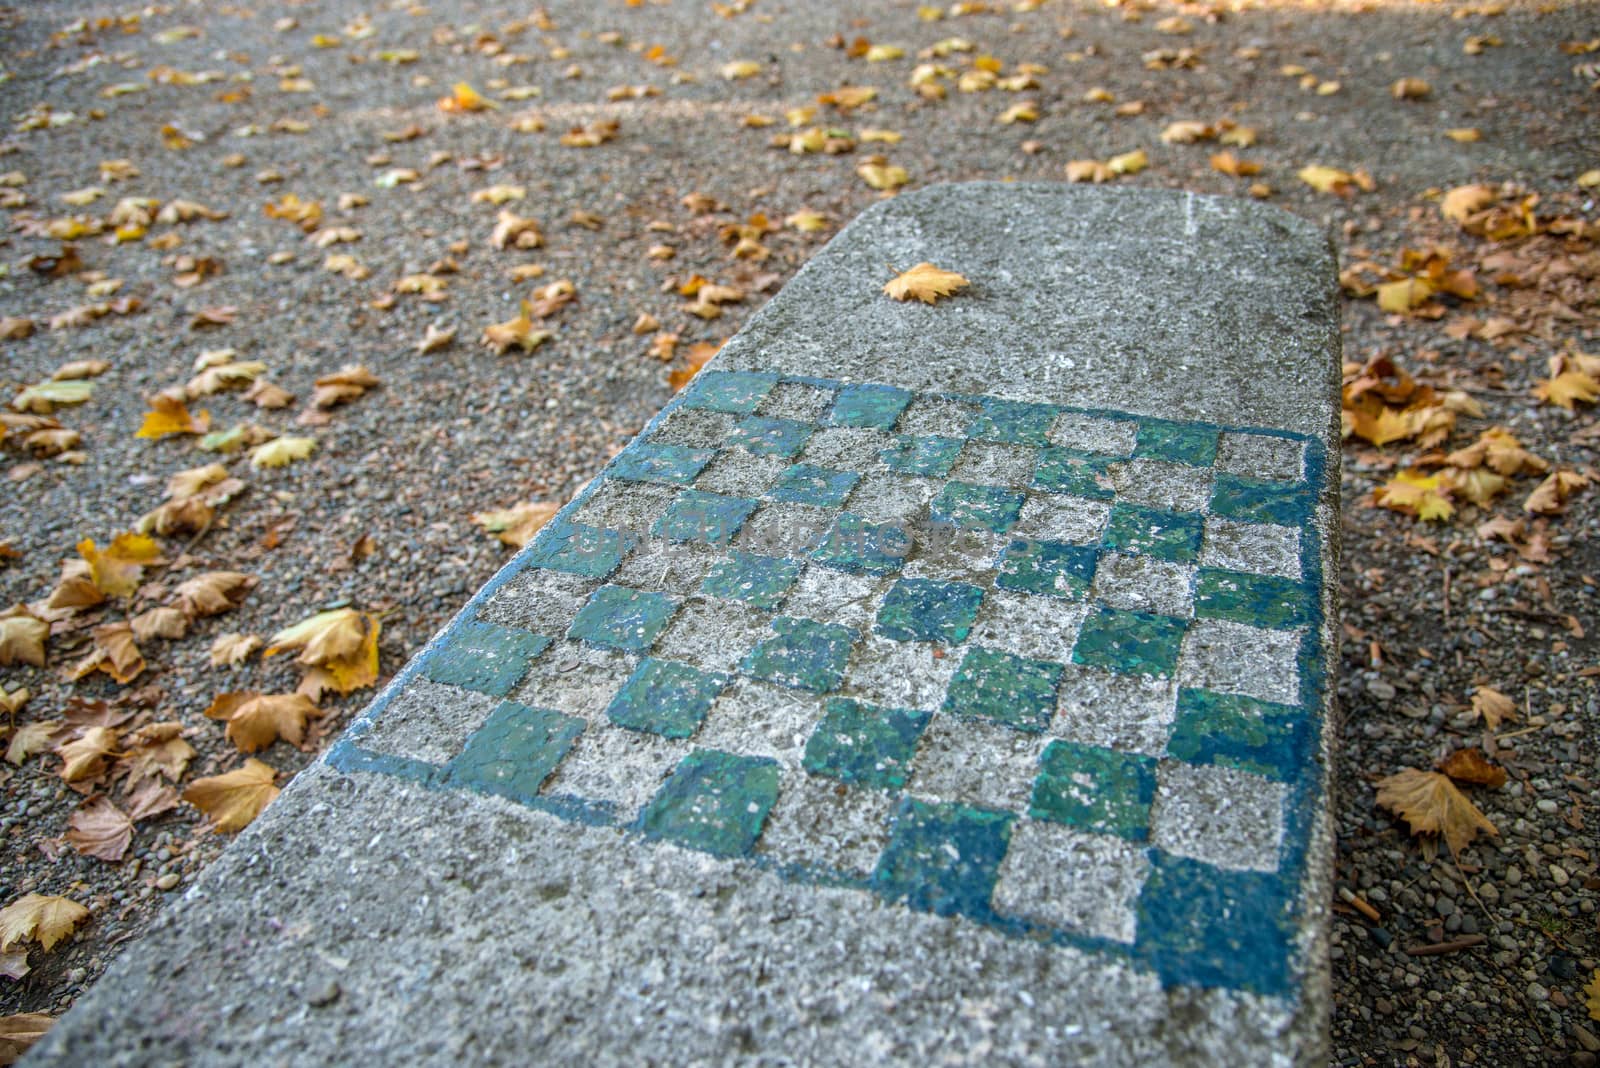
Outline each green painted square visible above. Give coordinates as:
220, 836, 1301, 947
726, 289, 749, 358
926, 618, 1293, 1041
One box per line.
681, 370, 778, 414
523, 522, 629, 578
1103, 504, 1204, 563
700, 551, 802, 609
1033, 447, 1117, 500
606, 658, 727, 738
929, 481, 1025, 534
640, 748, 781, 857
970, 399, 1058, 446
881, 435, 964, 477
872, 797, 1013, 917
1134, 421, 1219, 466
568, 584, 677, 652
1072, 606, 1188, 677
421, 620, 551, 696
942, 646, 1062, 733
1210, 473, 1313, 527
728, 416, 814, 458
743, 615, 856, 693
1167, 688, 1305, 782
1030, 740, 1157, 841
445, 701, 583, 802
875, 578, 985, 643
1193, 568, 1312, 630
651, 489, 758, 546
768, 463, 859, 507
994, 539, 1097, 599
812, 514, 912, 575
828, 384, 912, 429
610, 443, 717, 485
803, 697, 930, 789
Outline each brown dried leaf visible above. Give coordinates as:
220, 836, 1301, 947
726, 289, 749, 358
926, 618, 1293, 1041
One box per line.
1438, 748, 1508, 789
173, 571, 256, 618
471, 501, 559, 548
130, 606, 190, 642
55, 726, 120, 782
118, 722, 193, 788
0, 606, 48, 667
65, 796, 133, 862
209, 632, 262, 666
1375, 767, 1498, 857
883, 263, 969, 305
0, 1013, 53, 1062
0, 894, 87, 952
182, 758, 278, 832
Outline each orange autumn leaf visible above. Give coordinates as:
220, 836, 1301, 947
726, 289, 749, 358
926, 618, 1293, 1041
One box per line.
182, 758, 279, 832
135, 394, 210, 439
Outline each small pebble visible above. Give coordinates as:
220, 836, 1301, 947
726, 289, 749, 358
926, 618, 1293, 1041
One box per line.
306, 979, 341, 1007
155, 873, 180, 891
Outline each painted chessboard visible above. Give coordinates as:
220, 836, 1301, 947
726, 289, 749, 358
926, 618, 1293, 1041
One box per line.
331, 370, 1330, 998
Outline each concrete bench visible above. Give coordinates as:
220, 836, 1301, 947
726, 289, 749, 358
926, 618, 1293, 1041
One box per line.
32, 184, 1340, 1066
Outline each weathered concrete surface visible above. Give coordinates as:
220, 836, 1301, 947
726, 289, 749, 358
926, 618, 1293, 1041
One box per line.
30, 184, 1341, 1067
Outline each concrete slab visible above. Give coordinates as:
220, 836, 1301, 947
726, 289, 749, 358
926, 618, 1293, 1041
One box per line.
30, 184, 1341, 1067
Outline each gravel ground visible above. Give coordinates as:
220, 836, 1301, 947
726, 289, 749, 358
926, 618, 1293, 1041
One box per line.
0, 0, 1595, 1063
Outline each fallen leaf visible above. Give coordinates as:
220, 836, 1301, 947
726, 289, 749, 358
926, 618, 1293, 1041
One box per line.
472, 501, 559, 548
437, 81, 497, 113
117, 722, 194, 787
856, 156, 909, 190
1373, 470, 1454, 521
250, 436, 316, 469
78, 534, 160, 598
1533, 370, 1599, 410
65, 796, 133, 862
205, 692, 319, 752
311, 364, 380, 409
0, 1013, 52, 1062
1586, 969, 1600, 1022
481, 302, 552, 354
69, 624, 145, 685
265, 607, 380, 695
183, 758, 279, 832
130, 606, 190, 642
210, 633, 262, 666
136, 395, 209, 438
6, 721, 61, 765
0, 606, 48, 667
1438, 748, 1507, 788
1299, 164, 1357, 196
883, 263, 969, 305
0, 895, 88, 952
1440, 184, 1496, 225
1391, 77, 1431, 99
12, 380, 93, 414
1375, 767, 1498, 857
124, 780, 180, 822
417, 323, 457, 353
173, 571, 256, 618
1107, 148, 1147, 174
1525, 470, 1589, 515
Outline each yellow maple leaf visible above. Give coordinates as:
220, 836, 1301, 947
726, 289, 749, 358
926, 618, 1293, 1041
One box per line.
883, 263, 970, 305
1533, 370, 1599, 410
182, 758, 279, 832
856, 157, 909, 191
481, 302, 552, 354
1376, 277, 1435, 314
135, 394, 209, 438
1375, 767, 1498, 857
1444, 466, 1508, 508
1373, 470, 1454, 521
265, 607, 381, 696
472, 501, 560, 548
249, 435, 316, 469
1298, 164, 1355, 195
0, 894, 89, 952
78, 533, 160, 597
1107, 148, 1147, 174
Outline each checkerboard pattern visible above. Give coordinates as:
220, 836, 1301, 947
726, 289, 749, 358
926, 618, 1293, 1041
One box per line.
332, 372, 1328, 997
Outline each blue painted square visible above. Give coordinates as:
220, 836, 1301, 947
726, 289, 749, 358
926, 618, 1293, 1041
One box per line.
828, 384, 913, 429
1193, 568, 1312, 630
875, 578, 984, 644
943, 646, 1062, 733
881, 435, 964, 477
640, 748, 781, 857
728, 416, 814, 458
606, 658, 727, 739
1134, 421, 1219, 466
610, 443, 717, 485
1072, 607, 1188, 677
522, 521, 629, 579
681, 370, 778, 414
1167, 688, 1307, 781
812, 514, 912, 576
568, 584, 677, 652
872, 797, 1013, 917
970, 399, 1058, 446
1030, 740, 1157, 841
929, 482, 1025, 534
768, 463, 859, 507
994, 538, 1097, 599
445, 700, 583, 802
803, 698, 930, 790
1210, 473, 1313, 527
1034, 447, 1117, 500
420, 620, 551, 696
652, 489, 758, 546
743, 615, 856, 693
700, 551, 802, 609
1135, 853, 1294, 996
1103, 504, 1204, 563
